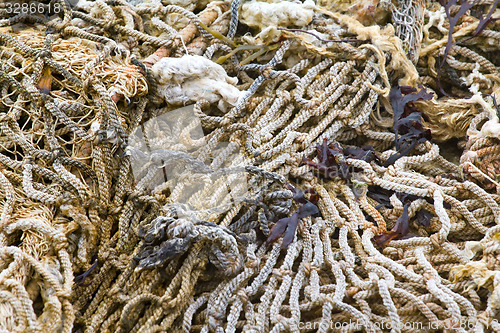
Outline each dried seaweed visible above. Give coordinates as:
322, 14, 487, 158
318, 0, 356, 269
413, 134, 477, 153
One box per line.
384, 85, 433, 166
74, 259, 99, 287
467, 0, 500, 39
437, 0, 499, 94
266, 185, 319, 249
302, 139, 351, 180
373, 192, 430, 247
439, 0, 476, 69
373, 193, 412, 246
343, 145, 381, 164
303, 139, 380, 182
367, 185, 394, 208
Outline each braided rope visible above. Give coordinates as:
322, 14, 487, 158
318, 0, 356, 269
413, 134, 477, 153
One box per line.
0, 0, 499, 332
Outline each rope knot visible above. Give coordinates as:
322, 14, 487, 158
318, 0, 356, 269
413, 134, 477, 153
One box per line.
430, 233, 443, 248
236, 289, 249, 303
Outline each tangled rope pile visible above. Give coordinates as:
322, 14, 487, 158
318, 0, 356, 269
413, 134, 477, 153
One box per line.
0, 0, 500, 332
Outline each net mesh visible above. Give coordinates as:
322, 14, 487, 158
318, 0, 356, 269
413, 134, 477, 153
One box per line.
0, 0, 500, 332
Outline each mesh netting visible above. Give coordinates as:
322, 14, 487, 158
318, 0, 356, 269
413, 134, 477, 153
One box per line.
0, 0, 500, 332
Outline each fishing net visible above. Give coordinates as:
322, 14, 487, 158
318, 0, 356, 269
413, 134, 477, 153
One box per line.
0, 0, 500, 332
